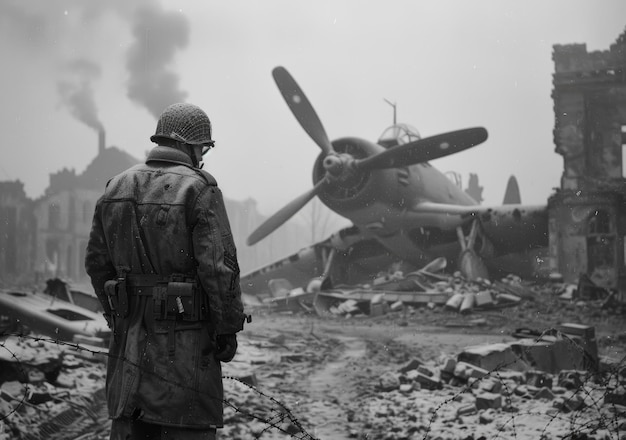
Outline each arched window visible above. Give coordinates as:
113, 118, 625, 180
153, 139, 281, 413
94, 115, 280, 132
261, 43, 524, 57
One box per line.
48, 203, 61, 230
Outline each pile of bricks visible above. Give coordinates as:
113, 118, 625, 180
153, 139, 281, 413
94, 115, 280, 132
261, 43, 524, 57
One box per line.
0, 336, 108, 440
363, 336, 625, 439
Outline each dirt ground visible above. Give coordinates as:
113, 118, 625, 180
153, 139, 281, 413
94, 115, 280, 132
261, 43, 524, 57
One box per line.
4, 283, 626, 440
221, 289, 626, 440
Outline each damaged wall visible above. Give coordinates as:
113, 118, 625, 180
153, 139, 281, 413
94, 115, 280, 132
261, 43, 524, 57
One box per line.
551, 28, 626, 290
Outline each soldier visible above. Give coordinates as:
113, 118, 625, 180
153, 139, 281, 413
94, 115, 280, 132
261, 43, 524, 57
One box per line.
85, 103, 247, 440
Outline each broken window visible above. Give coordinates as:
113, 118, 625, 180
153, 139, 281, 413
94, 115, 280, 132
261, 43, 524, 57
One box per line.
49, 203, 61, 230
586, 209, 616, 288
587, 209, 611, 234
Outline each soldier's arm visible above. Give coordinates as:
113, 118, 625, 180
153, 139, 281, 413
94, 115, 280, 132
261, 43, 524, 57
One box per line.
192, 185, 245, 335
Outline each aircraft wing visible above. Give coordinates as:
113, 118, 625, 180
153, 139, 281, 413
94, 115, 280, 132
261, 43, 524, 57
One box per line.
240, 225, 397, 299
412, 201, 545, 217
412, 202, 549, 251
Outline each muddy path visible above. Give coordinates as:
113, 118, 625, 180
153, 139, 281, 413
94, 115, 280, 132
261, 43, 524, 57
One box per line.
232, 314, 526, 439
224, 304, 626, 439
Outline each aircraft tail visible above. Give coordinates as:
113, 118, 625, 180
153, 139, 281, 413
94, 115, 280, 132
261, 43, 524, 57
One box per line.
503, 175, 521, 204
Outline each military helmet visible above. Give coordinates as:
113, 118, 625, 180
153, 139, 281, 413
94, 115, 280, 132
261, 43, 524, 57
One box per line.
150, 103, 214, 146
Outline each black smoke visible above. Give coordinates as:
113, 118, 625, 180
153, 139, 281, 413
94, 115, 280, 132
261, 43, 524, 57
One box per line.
57, 58, 104, 131
0, 0, 192, 127
126, 4, 190, 118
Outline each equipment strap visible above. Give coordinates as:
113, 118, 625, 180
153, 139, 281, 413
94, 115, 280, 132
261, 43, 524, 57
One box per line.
125, 274, 170, 287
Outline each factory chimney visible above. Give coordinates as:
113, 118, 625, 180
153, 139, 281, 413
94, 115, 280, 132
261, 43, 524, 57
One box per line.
98, 128, 105, 155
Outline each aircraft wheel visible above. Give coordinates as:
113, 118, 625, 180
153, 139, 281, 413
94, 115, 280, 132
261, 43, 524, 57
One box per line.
458, 249, 489, 281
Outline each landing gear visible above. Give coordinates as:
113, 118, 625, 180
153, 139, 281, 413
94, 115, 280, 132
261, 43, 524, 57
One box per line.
456, 219, 490, 281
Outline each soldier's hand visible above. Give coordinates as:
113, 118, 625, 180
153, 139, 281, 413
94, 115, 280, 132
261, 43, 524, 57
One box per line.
214, 334, 238, 362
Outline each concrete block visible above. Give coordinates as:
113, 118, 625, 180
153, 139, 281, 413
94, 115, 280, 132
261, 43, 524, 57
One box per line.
558, 323, 595, 339
445, 293, 464, 311
415, 371, 442, 390
417, 365, 434, 377
552, 394, 585, 413
476, 392, 502, 410
557, 370, 584, 390
456, 403, 478, 417
459, 293, 476, 314
534, 386, 555, 401
513, 385, 529, 397
390, 300, 403, 311
525, 370, 553, 389
441, 356, 457, 373
479, 378, 503, 394
551, 336, 589, 372
474, 290, 494, 308
453, 361, 489, 381
237, 373, 258, 388
369, 302, 389, 317
558, 323, 598, 369
405, 369, 419, 381
379, 371, 400, 391
605, 388, 626, 406
479, 409, 496, 424
509, 339, 555, 373
398, 358, 424, 373
496, 293, 521, 304
458, 343, 529, 372
399, 383, 413, 394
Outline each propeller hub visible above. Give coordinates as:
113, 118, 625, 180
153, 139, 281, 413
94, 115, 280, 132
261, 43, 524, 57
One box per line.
323, 154, 344, 176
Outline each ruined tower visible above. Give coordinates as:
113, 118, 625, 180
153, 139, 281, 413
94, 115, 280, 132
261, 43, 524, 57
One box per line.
549, 29, 626, 291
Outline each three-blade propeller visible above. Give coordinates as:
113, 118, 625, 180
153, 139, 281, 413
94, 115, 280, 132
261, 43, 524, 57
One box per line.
246, 67, 488, 246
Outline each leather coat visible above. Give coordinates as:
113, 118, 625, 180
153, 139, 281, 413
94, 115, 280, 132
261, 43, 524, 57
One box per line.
85, 146, 245, 428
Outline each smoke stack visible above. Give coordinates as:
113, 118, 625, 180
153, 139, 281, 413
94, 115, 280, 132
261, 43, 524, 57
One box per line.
98, 128, 105, 155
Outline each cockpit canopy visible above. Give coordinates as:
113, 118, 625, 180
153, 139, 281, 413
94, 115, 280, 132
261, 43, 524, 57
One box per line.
377, 123, 421, 148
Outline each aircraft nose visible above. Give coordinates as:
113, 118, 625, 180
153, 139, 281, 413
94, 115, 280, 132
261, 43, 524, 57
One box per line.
323, 155, 344, 176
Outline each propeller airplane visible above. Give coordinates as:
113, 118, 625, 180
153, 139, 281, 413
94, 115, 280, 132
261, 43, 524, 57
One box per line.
241, 67, 549, 296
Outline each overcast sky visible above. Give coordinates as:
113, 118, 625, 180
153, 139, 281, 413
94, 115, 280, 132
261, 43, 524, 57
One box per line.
1, 1, 625, 216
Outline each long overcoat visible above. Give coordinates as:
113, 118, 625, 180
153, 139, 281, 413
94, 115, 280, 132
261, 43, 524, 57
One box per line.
85, 146, 245, 428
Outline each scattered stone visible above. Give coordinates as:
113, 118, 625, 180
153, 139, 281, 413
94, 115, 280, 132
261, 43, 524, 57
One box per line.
414, 371, 442, 390
557, 370, 584, 389
399, 383, 413, 394
398, 358, 424, 373
534, 386, 556, 401
475, 392, 502, 410
479, 408, 497, 424
379, 371, 400, 391
526, 370, 553, 389
456, 403, 478, 417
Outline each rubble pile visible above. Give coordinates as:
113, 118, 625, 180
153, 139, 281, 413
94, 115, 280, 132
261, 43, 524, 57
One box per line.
355, 353, 626, 440
0, 335, 108, 440
220, 331, 331, 439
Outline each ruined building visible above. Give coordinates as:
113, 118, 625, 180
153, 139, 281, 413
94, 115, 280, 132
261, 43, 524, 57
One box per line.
549, 29, 626, 292
0, 131, 310, 287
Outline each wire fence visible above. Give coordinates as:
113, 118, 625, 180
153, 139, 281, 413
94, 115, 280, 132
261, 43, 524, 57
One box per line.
0, 328, 625, 440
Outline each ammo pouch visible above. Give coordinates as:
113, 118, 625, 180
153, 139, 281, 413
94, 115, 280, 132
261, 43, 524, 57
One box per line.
105, 274, 207, 322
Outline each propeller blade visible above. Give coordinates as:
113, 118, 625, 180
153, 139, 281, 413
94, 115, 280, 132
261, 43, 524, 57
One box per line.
247, 180, 326, 246
272, 66, 334, 155
355, 127, 488, 171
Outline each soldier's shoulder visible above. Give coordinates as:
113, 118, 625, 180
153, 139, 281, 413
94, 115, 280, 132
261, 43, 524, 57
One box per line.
104, 164, 144, 189
193, 168, 218, 187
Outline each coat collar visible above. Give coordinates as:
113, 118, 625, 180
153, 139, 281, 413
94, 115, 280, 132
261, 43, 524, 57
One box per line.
145, 146, 195, 168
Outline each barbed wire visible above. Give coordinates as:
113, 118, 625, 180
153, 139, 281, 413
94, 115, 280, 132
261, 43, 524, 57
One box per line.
1, 326, 625, 440
0, 331, 319, 440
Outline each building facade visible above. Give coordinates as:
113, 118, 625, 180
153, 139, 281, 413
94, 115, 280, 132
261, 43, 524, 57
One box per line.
550, 29, 626, 291
0, 140, 313, 287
